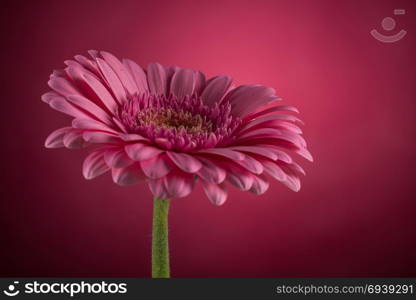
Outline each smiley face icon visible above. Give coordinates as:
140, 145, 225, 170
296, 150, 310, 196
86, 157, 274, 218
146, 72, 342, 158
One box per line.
371, 9, 407, 43
3, 281, 20, 297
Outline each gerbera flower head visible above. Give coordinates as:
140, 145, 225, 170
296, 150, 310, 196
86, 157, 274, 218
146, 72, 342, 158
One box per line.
43, 50, 312, 205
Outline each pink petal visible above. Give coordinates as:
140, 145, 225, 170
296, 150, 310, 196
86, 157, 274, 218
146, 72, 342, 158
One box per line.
255, 133, 306, 151
72, 118, 118, 134
278, 161, 306, 176
123, 59, 149, 94
202, 181, 227, 206
64, 59, 83, 68
83, 131, 119, 144
63, 130, 87, 149
50, 69, 66, 79
155, 138, 173, 150
41, 91, 60, 104
260, 146, 293, 163
277, 162, 302, 191
96, 58, 127, 103
249, 175, 269, 195
65, 64, 98, 88
74, 54, 99, 74
241, 128, 306, 149
281, 130, 307, 147
238, 128, 282, 140
48, 77, 80, 97
112, 163, 144, 185
49, 97, 91, 119
88, 49, 100, 59
282, 174, 301, 192
243, 138, 299, 154
140, 154, 172, 179
225, 85, 279, 117
163, 171, 195, 198
201, 75, 232, 106
197, 148, 245, 161
45, 127, 72, 148
225, 165, 254, 191
65, 64, 102, 90
166, 152, 202, 173
104, 149, 133, 168
148, 178, 169, 199
295, 147, 314, 162
274, 122, 303, 134
193, 71, 206, 95
229, 146, 278, 161
112, 117, 128, 133
196, 157, 226, 184
239, 120, 303, 136
244, 105, 299, 121
81, 72, 119, 114
240, 114, 304, 133
165, 66, 178, 81
203, 133, 218, 148
125, 143, 163, 161
170, 68, 195, 98
119, 133, 149, 142
100, 51, 137, 96
83, 151, 109, 180
147, 63, 167, 94
262, 160, 287, 181
234, 155, 263, 174
66, 95, 113, 126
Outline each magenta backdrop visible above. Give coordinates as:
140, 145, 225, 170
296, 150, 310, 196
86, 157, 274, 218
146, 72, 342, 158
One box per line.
1, 0, 416, 277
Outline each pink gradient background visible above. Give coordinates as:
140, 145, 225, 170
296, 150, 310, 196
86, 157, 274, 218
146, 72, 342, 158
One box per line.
1, 0, 416, 277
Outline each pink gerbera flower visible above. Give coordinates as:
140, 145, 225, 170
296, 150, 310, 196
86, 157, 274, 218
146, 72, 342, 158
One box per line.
43, 50, 312, 204
43, 50, 312, 277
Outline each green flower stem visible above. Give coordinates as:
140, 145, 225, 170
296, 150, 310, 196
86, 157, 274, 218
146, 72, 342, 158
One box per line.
152, 197, 170, 278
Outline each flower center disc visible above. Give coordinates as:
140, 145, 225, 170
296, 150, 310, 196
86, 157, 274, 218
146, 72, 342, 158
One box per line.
119, 93, 240, 151
137, 108, 213, 135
